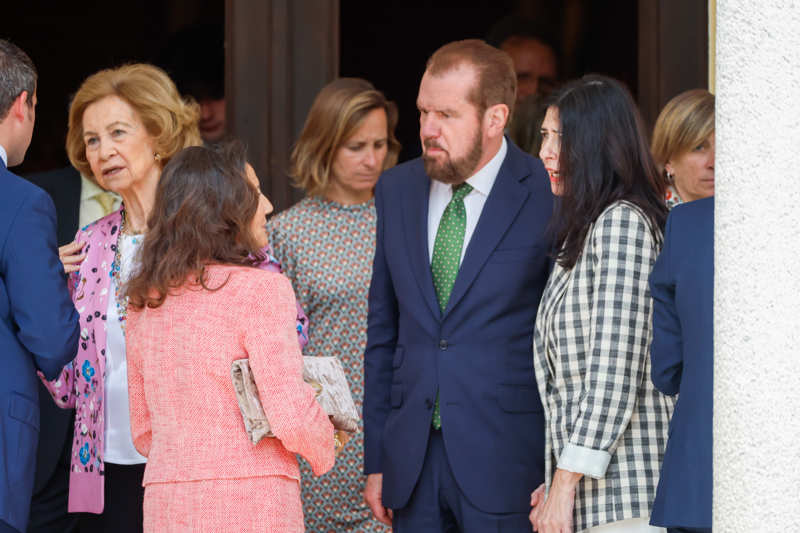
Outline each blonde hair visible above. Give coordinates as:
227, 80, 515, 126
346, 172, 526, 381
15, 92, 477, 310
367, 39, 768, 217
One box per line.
289, 78, 400, 196
651, 89, 715, 177
66, 63, 202, 178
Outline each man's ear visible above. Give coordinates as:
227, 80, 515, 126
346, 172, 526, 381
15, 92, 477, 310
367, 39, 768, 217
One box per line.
10, 91, 29, 123
483, 103, 510, 138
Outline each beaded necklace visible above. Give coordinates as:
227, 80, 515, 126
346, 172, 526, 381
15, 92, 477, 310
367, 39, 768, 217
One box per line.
110, 208, 141, 335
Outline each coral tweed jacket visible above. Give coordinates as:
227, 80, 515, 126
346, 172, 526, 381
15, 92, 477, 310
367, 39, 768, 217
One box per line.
126, 264, 335, 487
42, 208, 310, 513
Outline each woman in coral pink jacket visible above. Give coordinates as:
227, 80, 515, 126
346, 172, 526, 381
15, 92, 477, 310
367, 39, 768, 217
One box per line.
124, 142, 336, 533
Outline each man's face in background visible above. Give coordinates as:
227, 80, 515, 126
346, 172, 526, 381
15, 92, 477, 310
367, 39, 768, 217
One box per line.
501, 36, 558, 103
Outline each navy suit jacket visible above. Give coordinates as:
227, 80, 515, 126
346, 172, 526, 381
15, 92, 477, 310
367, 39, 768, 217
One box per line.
648, 197, 713, 529
25, 165, 82, 499
364, 140, 553, 513
0, 162, 79, 531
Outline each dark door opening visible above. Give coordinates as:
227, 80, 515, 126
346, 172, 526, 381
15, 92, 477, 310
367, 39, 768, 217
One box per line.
340, 1, 638, 162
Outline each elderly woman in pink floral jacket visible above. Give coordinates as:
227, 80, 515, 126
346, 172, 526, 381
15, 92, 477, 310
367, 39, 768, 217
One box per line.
41, 65, 202, 532
42, 64, 307, 530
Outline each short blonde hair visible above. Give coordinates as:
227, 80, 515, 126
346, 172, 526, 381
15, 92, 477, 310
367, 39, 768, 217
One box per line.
290, 78, 400, 196
651, 89, 715, 176
66, 63, 202, 178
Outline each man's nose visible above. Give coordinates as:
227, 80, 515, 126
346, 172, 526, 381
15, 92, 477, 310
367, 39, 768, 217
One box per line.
420, 114, 439, 139
200, 102, 213, 120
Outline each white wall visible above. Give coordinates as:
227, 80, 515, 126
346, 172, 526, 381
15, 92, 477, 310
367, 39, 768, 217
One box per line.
715, 1, 800, 530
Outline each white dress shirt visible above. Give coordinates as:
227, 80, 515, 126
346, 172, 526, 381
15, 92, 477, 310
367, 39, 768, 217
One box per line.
0, 144, 7, 166
427, 137, 508, 264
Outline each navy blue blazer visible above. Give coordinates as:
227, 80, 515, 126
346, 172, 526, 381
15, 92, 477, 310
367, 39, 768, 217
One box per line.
0, 162, 79, 532
25, 165, 82, 498
364, 140, 553, 513
649, 197, 713, 529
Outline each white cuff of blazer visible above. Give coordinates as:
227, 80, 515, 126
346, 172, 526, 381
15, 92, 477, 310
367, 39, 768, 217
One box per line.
557, 443, 611, 479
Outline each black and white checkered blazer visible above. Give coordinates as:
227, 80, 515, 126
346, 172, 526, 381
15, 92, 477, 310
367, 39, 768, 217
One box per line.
533, 201, 675, 532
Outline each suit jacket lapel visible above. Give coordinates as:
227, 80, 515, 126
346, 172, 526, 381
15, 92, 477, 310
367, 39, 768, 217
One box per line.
443, 147, 530, 316
402, 168, 441, 320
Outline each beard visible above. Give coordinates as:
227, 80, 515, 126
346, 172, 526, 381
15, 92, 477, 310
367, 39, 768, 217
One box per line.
422, 127, 483, 184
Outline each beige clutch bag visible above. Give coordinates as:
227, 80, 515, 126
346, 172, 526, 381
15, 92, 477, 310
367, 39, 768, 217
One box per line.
231, 356, 360, 445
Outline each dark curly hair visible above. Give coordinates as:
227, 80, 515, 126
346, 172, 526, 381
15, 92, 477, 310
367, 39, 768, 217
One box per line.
126, 141, 265, 309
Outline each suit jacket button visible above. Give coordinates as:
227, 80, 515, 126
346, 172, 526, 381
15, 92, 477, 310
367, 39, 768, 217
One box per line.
425, 399, 433, 409
439, 339, 448, 350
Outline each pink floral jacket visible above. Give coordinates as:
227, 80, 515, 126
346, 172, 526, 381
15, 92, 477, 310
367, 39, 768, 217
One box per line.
43, 207, 308, 513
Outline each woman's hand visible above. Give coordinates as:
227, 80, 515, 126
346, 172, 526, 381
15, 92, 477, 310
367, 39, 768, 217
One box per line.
529, 483, 546, 528
334, 430, 351, 455
58, 240, 86, 274
530, 469, 582, 533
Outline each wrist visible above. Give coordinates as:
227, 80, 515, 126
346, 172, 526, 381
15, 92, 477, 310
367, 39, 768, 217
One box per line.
552, 468, 583, 492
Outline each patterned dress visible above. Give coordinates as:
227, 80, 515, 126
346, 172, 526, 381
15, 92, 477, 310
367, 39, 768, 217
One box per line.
268, 195, 390, 533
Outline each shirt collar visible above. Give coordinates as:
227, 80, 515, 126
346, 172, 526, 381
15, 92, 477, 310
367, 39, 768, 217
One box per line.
0, 144, 7, 167
80, 174, 109, 201
464, 136, 507, 196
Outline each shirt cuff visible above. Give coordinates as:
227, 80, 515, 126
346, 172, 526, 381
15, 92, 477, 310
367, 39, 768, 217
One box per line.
557, 443, 612, 479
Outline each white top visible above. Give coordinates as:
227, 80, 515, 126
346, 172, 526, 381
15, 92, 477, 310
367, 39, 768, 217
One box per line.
0, 144, 7, 166
427, 137, 508, 264
104, 233, 147, 464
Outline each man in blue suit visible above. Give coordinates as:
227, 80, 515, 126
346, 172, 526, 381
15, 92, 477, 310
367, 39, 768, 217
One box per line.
649, 197, 713, 533
0, 40, 79, 533
363, 39, 553, 532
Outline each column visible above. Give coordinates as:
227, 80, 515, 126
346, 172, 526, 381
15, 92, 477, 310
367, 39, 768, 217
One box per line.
715, 1, 800, 530
225, 0, 339, 211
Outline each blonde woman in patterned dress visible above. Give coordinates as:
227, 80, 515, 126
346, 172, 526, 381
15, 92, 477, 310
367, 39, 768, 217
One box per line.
651, 89, 715, 210
268, 78, 400, 532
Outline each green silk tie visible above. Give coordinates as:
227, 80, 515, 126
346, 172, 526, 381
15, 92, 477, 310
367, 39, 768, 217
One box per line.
430, 182, 472, 429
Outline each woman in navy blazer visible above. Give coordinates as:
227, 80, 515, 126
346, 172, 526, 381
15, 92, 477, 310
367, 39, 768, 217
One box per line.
648, 197, 714, 533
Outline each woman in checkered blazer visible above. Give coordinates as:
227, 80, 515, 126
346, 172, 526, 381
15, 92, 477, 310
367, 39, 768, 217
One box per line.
529, 75, 676, 533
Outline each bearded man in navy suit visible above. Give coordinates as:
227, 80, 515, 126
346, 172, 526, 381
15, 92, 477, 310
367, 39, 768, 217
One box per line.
0, 40, 79, 533
363, 39, 553, 532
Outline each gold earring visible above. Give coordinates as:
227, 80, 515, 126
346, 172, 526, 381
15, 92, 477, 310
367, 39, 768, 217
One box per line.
154, 153, 161, 161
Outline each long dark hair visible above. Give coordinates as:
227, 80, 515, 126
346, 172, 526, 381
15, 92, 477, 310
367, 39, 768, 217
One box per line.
127, 141, 265, 309
547, 75, 668, 269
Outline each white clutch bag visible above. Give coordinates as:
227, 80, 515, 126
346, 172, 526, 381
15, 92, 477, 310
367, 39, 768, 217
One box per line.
231, 356, 360, 445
